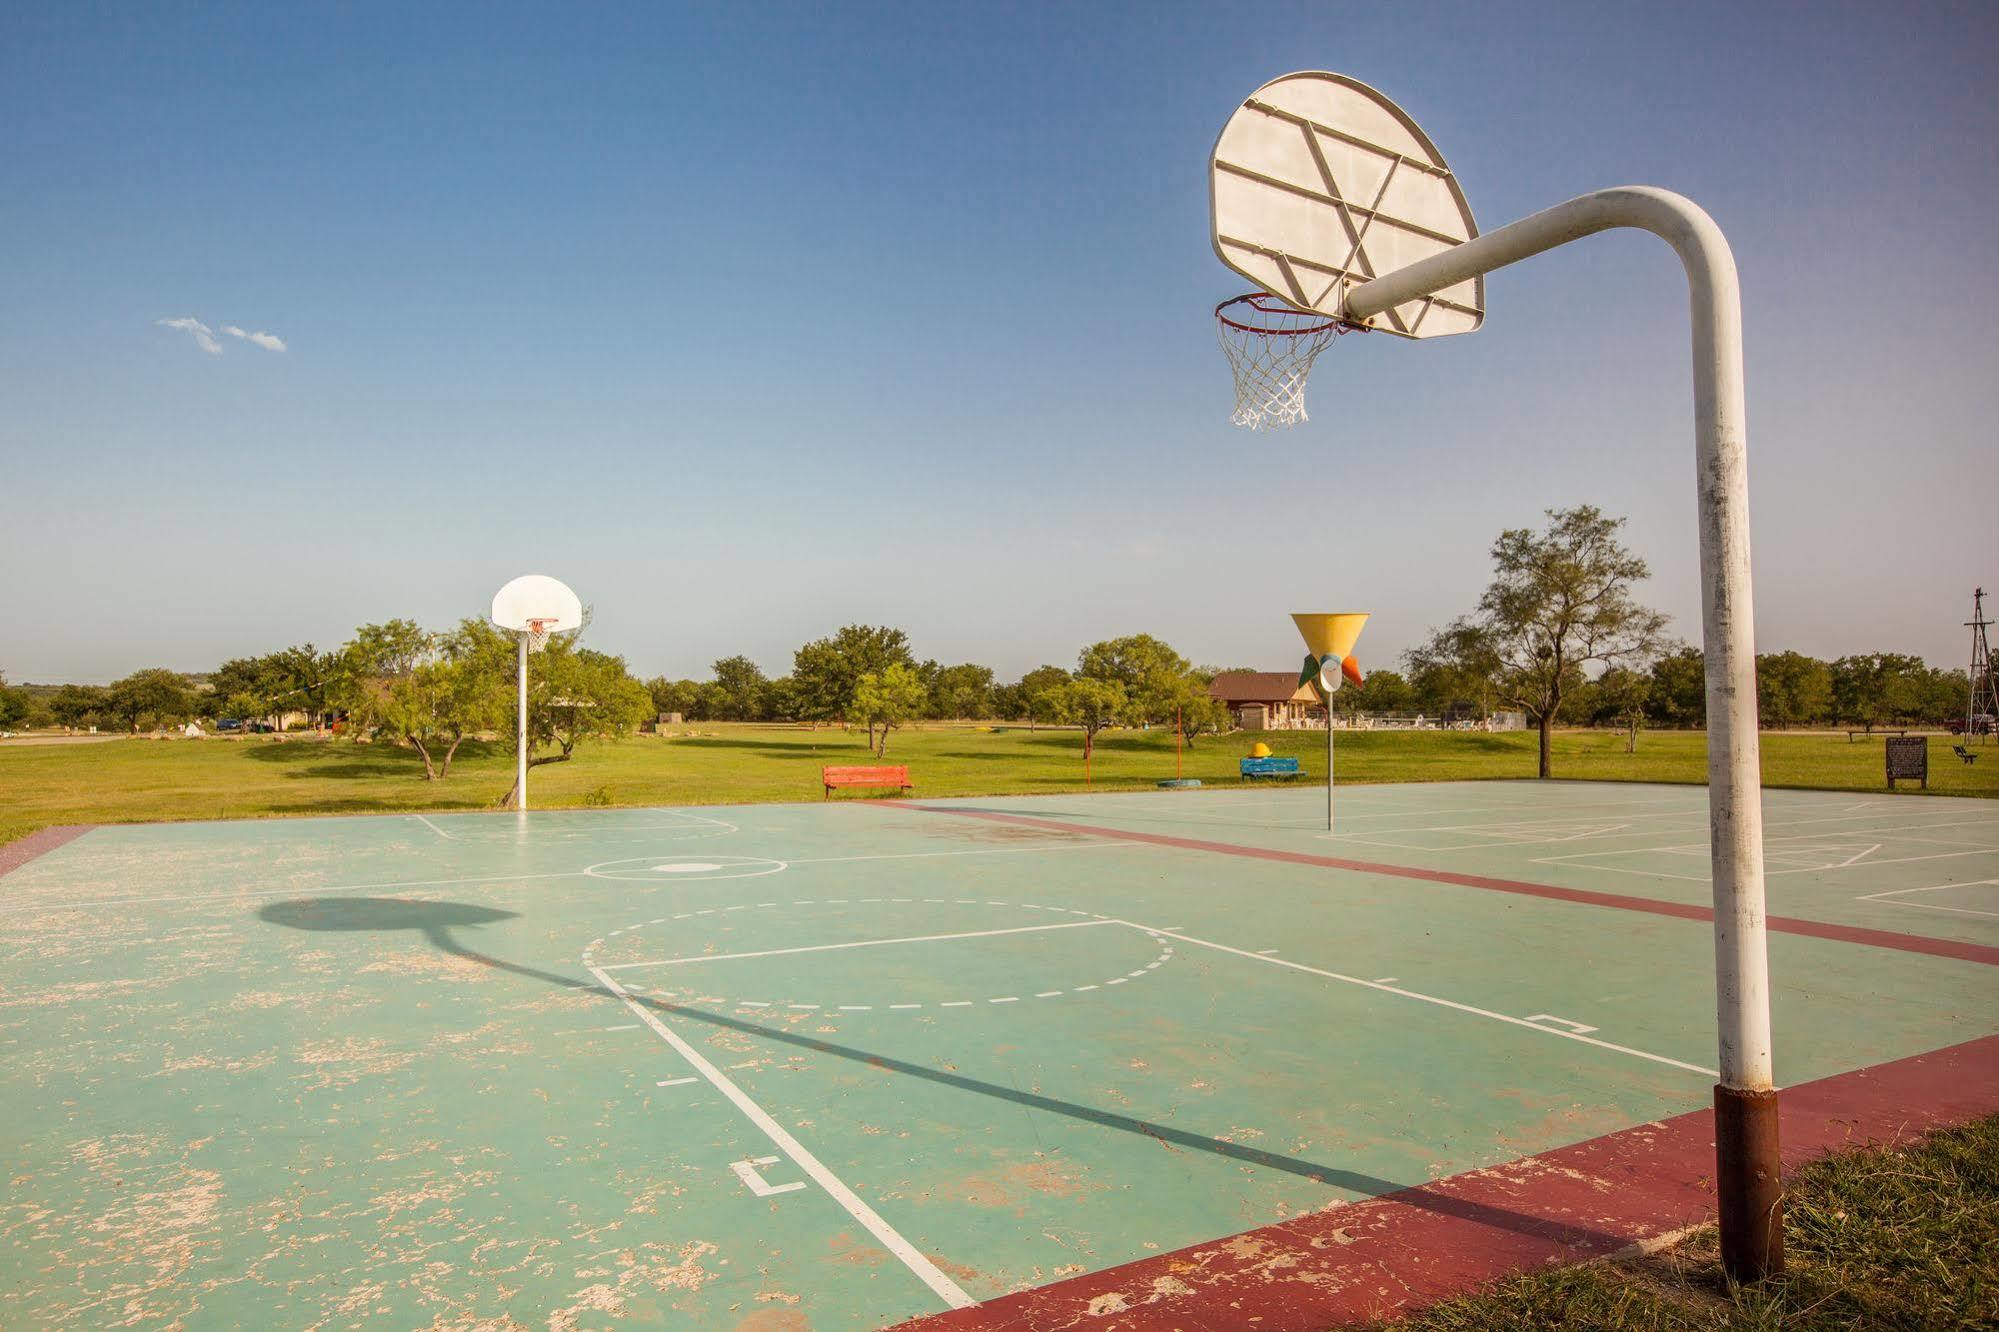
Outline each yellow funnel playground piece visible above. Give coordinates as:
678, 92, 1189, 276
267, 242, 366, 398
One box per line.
1292, 612, 1371, 699
1250, 741, 1272, 758
1291, 613, 1369, 661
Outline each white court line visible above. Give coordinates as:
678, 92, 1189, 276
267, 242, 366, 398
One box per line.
1857, 879, 1999, 920
0, 869, 589, 915
412, 814, 458, 840
786, 841, 1139, 867
586, 962, 973, 1310
604, 918, 1116, 971
1111, 920, 1717, 1078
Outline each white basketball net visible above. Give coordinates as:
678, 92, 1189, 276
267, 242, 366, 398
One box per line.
1216, 294, 1354, 430
524, 619, 557, 652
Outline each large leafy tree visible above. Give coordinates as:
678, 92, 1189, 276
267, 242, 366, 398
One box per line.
48, 683, 109, 731
928, 663, 995, 720
646, 677, 701, 721
379, 632, 510, 780
711, 655, 770, 721
107, 668, 195, 732
792, 625, 914, 724
1756, 651, 1833, 729
1352, 668, 1415, 716
1590, 666, 1654, 753
849, 662, 928, 756
1035, 678, 1130, 761
493, 631, 654, 807
1418, 506, 1668, 777
270, 644, 343, 731
1403, 620, 1505, 721
1830, 653, 1937, 730
334, 620, 432, 740
1645, 646, 1707, 727
1009, 665, 1071, 728
1077, 634, 1192, 725
0, 674, 26, 729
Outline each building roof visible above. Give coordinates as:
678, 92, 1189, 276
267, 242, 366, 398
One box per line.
1207, 671, 1313, 704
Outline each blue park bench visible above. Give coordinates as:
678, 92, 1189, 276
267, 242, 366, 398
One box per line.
1240, 756, 1302, 780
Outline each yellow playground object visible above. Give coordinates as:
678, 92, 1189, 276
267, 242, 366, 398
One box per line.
1249, 741, 1272, 758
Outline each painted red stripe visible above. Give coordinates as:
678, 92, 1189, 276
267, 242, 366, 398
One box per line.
0, 825, 95, 881
895, 1033, 1999, 1331
892, 804, 1999, 968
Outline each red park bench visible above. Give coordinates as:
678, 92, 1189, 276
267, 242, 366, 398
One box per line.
822, 764, 912, 797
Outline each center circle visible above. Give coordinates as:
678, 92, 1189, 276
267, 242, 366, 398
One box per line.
584, 855, 788, 882
580, 899, 1174, 1014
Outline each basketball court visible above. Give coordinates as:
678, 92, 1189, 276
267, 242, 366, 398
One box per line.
4, 780, 1996, 1328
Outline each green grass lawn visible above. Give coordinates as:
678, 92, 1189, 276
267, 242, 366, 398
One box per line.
1, 724, 1993, 846
1363, 1114, 1999, 1330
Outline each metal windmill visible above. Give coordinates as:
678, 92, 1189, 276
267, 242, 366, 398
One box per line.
1968, 588, 1998, 739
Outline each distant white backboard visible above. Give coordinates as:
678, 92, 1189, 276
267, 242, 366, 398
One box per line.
1211, 71, 1483, 338
491, 574, 582, 635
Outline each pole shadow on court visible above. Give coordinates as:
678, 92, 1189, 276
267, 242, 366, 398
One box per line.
258, 895, 1631, 1252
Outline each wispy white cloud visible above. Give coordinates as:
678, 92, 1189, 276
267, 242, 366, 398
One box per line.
221, 325, 287, 352
156, 316, 222, 355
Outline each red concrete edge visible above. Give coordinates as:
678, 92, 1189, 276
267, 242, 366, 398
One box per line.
0, 825, 95, 881
894, 1033, 1999, 1331
887, 803, 1999, 968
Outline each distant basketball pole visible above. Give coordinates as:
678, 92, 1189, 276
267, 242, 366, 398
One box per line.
491, 574, 584, 814
1215, 77, 1780, 1279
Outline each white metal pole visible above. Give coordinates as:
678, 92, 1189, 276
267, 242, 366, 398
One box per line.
1326, 700, 1335, 832
1346, 186, 1778, 1277
517, 634, 529, 813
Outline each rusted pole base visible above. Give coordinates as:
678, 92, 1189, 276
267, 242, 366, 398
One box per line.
1715, 1084, 1784, 1280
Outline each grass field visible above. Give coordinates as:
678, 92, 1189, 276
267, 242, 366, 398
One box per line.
1365, 1113, 1999, 1331
2, 724, 1994, 846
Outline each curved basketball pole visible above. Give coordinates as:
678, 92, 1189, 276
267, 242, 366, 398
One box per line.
1346, 185, 1780, 1280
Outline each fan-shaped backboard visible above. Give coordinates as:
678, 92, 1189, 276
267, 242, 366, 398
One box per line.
491, 574, 582, 633
1211, 72, 1483, 338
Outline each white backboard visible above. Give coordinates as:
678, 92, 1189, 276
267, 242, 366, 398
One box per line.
1211, 72, 1483, 338
491, 574, 582, 633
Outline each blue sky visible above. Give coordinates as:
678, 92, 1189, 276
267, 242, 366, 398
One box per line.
3, 2, 1995, 684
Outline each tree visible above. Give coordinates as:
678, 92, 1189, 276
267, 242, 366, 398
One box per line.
1351, 667, 1415, 717
1035, 678, 1130, 762
378, 651, 508, 780
1078, 634, 1192, 725
335, 620, 432, 740
848, 662, 928, 756
107, 668, 195, 732
208, 654, 290, 730
1404, 620, 1505, 721
1010, 665, 1071, 728
1646, 646, 1707, 727
1756, 652, 1832, 729
0, 674, 26, 729
646, 677, 701, 721
1430, 506, 1668, 777
1166, 677, 1229, 745
49, 683, 109, 731
497, 637, 655, 807
928, 663, 995, 720
1830, 653, 1933, 731
711, 655, 770, 721
792, 625, 914, 725
269, 644, 343, 731
1591, 666, 1653, 753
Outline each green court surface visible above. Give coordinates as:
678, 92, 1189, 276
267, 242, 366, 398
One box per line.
2, 781, 1995, 1328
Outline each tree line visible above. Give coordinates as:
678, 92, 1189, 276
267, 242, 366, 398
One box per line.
2, 506, 1977, 779
645, 627, 1231, 757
